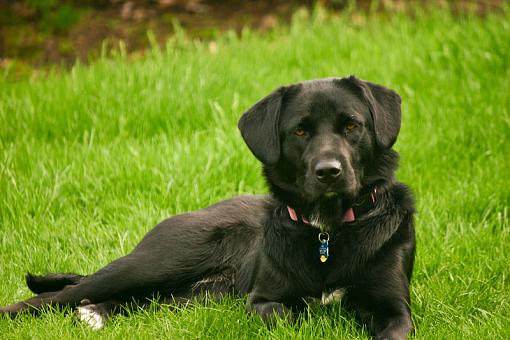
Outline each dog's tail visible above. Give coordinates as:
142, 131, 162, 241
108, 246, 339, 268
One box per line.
26, 273, 85, 294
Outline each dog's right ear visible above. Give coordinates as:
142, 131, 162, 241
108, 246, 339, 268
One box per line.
238, 87, 286, 165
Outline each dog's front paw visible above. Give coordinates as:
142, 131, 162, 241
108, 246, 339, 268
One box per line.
247, 299, 293, 325
375, 330, 406, 340
374, 317, 412, 340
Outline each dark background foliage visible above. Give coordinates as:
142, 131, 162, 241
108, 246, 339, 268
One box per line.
0, 0, 505, 70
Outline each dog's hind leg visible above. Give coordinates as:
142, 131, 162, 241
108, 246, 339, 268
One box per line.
1, 274, 85, 318
1, 246, 219, 318
0, 292, 57, 318
75, 272, 237, 329
0, 256, 141, 317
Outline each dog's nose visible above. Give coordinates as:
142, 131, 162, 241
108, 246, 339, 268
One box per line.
315, 160, 342, 183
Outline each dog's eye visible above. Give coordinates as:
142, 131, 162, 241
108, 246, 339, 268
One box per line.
294, 128, 307, 137
345, 122, 358, 132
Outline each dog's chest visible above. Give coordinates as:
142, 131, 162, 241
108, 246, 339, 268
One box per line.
280, 233, 354, 293
264, 218, 366, 295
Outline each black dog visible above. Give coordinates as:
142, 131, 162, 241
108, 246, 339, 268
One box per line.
1, 76, 415, 339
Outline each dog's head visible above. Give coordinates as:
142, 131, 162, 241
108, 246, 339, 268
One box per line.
239, 76, 401, 214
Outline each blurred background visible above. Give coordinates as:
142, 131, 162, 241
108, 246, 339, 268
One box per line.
0, 0, 506, 72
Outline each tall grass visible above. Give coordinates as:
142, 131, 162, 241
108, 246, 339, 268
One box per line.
1, 7, 509, 339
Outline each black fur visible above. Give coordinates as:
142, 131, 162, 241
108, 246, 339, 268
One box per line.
1, 76, 415, 340
26, 273, 84, 294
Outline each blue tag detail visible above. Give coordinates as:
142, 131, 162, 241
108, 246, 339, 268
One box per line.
319, 240, 329, 262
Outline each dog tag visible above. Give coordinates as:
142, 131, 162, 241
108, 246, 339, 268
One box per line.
318, 232, 329, 263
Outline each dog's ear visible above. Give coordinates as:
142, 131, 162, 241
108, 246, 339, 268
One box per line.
343, 76, 402, 148
238, 87, 286, 165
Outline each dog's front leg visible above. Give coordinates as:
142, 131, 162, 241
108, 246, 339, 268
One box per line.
346, 282, 412, 340
246, 294, 293, 324
244, 256, 296, 324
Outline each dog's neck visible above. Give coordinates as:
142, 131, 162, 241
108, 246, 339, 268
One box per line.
264, 148, 398, 230
285, 186, 378, 232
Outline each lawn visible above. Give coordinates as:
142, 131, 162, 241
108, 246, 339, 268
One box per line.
1, 6, 509, 339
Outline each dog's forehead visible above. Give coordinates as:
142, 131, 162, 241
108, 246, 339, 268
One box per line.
301, 79, 364, 106
282, 79, 367, 125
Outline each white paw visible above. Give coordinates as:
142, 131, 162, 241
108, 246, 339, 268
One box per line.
76, 305, 104, 330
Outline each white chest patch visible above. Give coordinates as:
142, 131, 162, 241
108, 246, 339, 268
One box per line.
310, 213, 329, 231
321, 288, 346, 305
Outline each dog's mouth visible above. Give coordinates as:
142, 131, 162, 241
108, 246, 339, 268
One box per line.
302, 178, 359, 202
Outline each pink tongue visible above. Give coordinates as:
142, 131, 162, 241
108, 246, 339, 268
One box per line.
343, 208, 355, 222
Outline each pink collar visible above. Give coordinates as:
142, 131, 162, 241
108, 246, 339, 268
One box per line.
286, 188, 377, 224
287, 206, 355, 224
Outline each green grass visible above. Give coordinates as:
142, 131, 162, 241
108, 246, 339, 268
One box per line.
1, 6, 510, 339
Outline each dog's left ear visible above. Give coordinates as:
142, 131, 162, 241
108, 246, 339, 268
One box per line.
343, 76, 402, 148
238, 87, 286, 165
